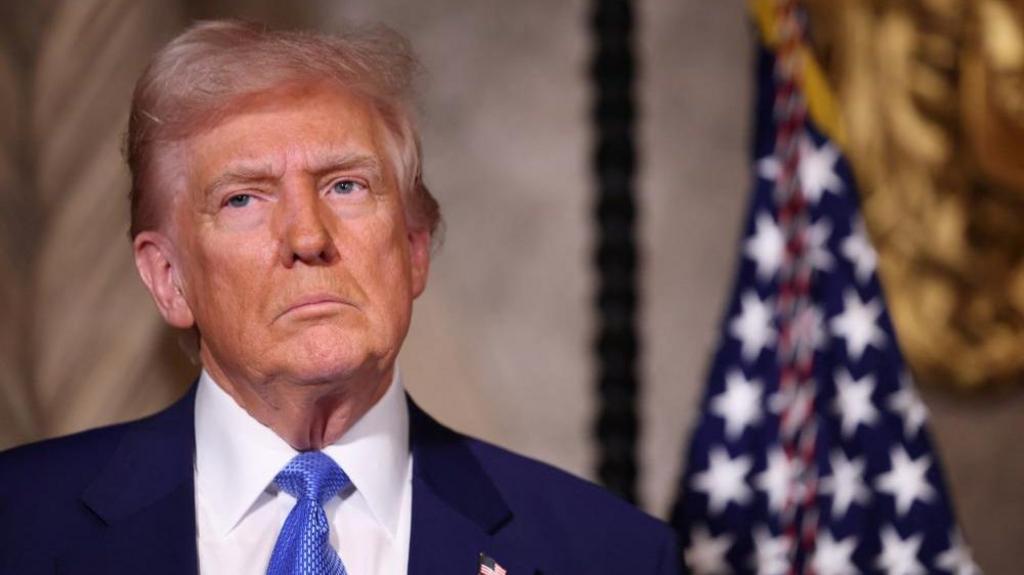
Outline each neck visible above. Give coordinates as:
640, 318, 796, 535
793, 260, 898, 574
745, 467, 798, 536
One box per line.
200, 355, 393, 451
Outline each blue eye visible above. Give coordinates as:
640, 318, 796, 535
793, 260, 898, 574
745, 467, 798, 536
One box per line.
226, 194, 252, 208
331, 180, 362, 195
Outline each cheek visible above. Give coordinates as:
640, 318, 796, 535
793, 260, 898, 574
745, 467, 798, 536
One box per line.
344, 216, 414, 330
366, 218, 413, 287
189, 240, 271, 322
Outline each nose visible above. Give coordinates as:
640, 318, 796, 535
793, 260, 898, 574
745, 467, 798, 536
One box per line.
277, 187, 339, 267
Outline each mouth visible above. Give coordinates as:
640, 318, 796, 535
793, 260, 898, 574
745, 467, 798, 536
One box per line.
275, 294, 352, 321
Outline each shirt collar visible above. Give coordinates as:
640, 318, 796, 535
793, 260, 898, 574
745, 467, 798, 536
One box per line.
194, 368, 410, 538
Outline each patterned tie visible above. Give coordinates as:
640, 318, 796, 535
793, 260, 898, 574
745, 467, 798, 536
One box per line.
266, 451, 352, 575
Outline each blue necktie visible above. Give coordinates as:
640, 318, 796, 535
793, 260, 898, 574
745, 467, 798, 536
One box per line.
266, 451, 352, 575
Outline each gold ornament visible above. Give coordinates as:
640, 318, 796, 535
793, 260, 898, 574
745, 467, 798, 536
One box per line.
801, 0, 1024, 390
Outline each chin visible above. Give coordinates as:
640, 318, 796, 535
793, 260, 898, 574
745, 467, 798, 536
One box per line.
274, 331, 388, 385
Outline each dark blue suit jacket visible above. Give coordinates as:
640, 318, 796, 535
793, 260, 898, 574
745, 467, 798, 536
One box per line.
0, 386, 681, 574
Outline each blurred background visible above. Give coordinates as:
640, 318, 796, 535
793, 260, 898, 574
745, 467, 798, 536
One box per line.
0, 0, 1021, 572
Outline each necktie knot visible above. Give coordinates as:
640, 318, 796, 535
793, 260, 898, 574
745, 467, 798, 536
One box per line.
274, 451, 351, 506
267, 451, 351, 575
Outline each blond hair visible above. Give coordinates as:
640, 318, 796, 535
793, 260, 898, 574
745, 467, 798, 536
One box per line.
125, 20, 441, 240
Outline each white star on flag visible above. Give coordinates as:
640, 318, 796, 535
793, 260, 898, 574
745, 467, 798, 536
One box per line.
833, 369, 879, 438
805, 216, 835, 272
711, 370, 764, 440
830, 289, 886, 362
745, 211, 784, 282
729, 290, 777, 362
877, 526, 926, 575
754, 447, 800, 513
935, 530, 981, 575
691, 447, 753, 514
751, 526, 790, 575
811, 531, 859, 575
819, 450, 870, 519
756, 155, 778, 182
875, 446, 935, 516
685, 526, 733, 575
757, 134, 843, 204
841, 217, 877, 284
888, 373, 928, 439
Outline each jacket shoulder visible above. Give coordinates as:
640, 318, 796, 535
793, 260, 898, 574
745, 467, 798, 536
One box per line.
0, 388, 197, 575
0, 419, 141, 572
465, 437, 681, 573
0, 419, 138, 497
0, 385, 196, 504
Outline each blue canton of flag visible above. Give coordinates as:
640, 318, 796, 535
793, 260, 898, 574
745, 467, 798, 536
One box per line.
670, 4, 980, 575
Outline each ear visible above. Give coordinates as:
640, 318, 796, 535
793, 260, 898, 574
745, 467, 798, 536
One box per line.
133, 231, 195, 329
408, 228, 431, 299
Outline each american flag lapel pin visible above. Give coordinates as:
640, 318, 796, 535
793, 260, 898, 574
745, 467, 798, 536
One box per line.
478, 552, 507, 575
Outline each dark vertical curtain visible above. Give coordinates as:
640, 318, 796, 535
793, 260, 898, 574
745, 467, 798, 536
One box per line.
590, 0, 640, 504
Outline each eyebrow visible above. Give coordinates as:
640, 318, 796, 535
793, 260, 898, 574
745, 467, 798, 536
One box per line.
308, 152, 384, 182
203, 161, 280, 199
202, 153, 385, 198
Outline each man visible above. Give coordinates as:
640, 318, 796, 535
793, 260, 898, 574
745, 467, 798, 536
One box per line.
0, 20, 680, 575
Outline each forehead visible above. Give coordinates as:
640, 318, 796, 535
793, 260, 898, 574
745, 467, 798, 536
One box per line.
184, 84, 390, 181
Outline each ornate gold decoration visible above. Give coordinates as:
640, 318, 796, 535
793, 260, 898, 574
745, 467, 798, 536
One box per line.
800, 0, 1024, 390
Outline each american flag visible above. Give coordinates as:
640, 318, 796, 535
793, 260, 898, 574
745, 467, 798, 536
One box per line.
670, 2, 980, 574
478, 553, 507, 575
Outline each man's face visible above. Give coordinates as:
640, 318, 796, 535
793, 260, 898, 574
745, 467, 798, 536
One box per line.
157, 85, 429, 388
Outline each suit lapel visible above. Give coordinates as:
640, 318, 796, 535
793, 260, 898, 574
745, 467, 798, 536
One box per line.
67, 385, 199, 575
407, 398, 540, 575
54, 386, 536, 574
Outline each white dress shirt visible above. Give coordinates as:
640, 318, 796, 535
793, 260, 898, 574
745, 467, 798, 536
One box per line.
194, 369, 412, 575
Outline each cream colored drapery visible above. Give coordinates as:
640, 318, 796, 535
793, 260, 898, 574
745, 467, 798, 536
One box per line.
0, 0, 194, 447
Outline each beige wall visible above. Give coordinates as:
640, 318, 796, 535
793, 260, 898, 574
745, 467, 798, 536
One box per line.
0, 1, 1020, 572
